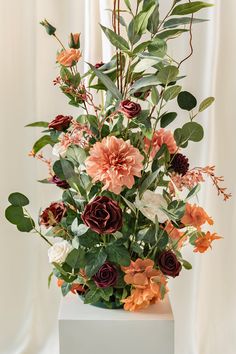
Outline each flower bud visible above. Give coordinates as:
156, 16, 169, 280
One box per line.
40, 19, 56, 35
69, 33, 80, 49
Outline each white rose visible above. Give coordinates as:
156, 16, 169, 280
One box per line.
52, 142, 67, 158
135, 190, 168, 224
48, 240, 73, 264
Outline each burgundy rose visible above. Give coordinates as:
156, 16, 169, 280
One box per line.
39, 202, 67, 228
48, 115, 72, 131
133, 89, 151, 100
158, 250, 182, 277
119, 100, 141, 119
81, 196, 122, 234
95, 62, 105, 69
51, 175, 70, 189
93, 262, 118, 288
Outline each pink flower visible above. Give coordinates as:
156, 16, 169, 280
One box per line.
57, 49, 82, 67
144, 128, 177, 159
85, 136, 144, 194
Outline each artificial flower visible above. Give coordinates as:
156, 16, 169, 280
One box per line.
170, 153, 189, 176
39, 202, 67, 228
93, 262, 118, 288
157, 250, 182, 277
193, 232, 222, 253
181, 203, 213, 230
135, 190, 168, 223
48, 115, 72, 131
119, 99, 141, 118
40, 19, 56, 35
57, 279, 85, 294
57, 48, 82, 67
69, 33, 80, 49
144, 128, 177, 159
81, 196, 122, 234
164, 221, 186, 249
50, 175, 70, 189
122, 258, 159, 288
85, 136, 144, 194
95, 62, 104, 69
48, 240, 72, 264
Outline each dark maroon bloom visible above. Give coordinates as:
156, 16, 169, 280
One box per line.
81, 196, 122, 234
158, 250, 182, 278
133, 89, 151, 100
39, 202, 67, 228
48, 115, 72, 131
171, 153, 189, 176
119, 99, 141, 119
95, 62, 105, 69
93, 262, 118, 288
51, 175, 70, 189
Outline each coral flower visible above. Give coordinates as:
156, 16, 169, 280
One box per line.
144, 128, 177, 159
122, 270, 168, 312
122, 259, 159, 289
57, 48, 82, 67
193, 232, 222, 253
181, 203, 213, 230
164, 221, 186, 249
85, 136, 144, 194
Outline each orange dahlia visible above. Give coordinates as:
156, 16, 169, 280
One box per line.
144, 128, 177, 159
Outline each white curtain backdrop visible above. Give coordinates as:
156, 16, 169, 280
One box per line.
1, 1, 235, 353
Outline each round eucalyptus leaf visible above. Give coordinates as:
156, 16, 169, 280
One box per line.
177, 91, 197, 111
8, 192, 29, 207
5, 205, 25, 225
182, 122, 204, 142
17, 217, 35, 232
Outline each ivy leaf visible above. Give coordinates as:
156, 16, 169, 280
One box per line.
65, 249, 86, 269
106, 243, 131, 267
88, 63, 122, 100
171, 1, 214, 16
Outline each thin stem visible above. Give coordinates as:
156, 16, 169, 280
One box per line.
53, 34, 66, 50
178, 0, 194, 68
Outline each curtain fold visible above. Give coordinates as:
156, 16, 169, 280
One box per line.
1, 1, 235, 353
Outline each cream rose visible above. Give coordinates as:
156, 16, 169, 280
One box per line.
48, 240, 73, 264
135, 190, 168, 224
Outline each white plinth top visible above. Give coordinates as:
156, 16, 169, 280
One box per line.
59, 293, 174, 321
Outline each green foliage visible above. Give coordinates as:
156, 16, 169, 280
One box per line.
85, 248, 107, 278
171, 2, 214, 16
164, 17, 208, 29
157, 65, 179, 85
8, 193, 29, 207
178, 91, 197, 111
33, 135, 54, 154
25, 121, 49, 128
160, 112, 177, 128
199, 96, 215, 112
106, 241, 131, 267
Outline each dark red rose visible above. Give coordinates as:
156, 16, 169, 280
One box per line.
119, 100, 141, 119
81, 196, 122, 234
39, 202, 67, 228
133, 89, 151, 100
158, 250, 182, 277
48, 115, 72, 131
95, 62, 104, 69
51, 175, 70, 189
93, 262, 118, 288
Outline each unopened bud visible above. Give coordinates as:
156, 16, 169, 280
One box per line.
69, 33, 80, 49
40, 19, 56, 36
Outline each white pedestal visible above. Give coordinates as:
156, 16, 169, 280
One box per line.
59, 293, 174, 354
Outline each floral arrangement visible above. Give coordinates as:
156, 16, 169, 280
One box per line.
5, 0, 231, 312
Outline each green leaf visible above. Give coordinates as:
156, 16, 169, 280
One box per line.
5, 205, 25, 225
106, 244, 131, 267
160, 112, 177, 128
71, 219, 89, 237
53, 159, 75, 180
25, 121, 49, 128
100, 25, 130, 52
147, 2, 160, 34
99, 287, 113, 301
182, 259, 192, 270
133, 41, 152, 54
139, 169, 159, 196
186, 184, 201, 200
151, 86, 160, 105
163, 85, 182, 101
17, 217, 35, 232
66, 145, 87, 166
134, 3, 156, 34
8, 193, 29, 207
199, 96, 215, 112
84, 288, 101, 304
124, 0, 132, 11
88, 64, 122, 100
85, 248, 107, 278
157, 65, 179, 85
178, 91, 197, 111
33, 135, 54, 154
148, 38, 167, 57
61, 282, 71, 296
164, 17, 208, 28
133, 58, 161, 73
48, 272, 53, 288
182, 122, 204, 142
130, 75, 159, 93
171, 2, 213, 16
120, 196, 136, 214
156, 29, 188, 40
52, 262, 69, 277
65, 249, 85, 269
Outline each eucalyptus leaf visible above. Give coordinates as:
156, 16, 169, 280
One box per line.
160, 112, 177, 128
178, 91, 197, 111
8, 193, 29, 207
182, 121, 204, 142
163, 85, 182, 101
157, 65, 179, 85
199, 96, 215, 112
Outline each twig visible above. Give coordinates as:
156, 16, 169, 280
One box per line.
178, 0, 194, 68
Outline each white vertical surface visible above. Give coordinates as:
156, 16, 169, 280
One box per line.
0, 1, 235, 353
